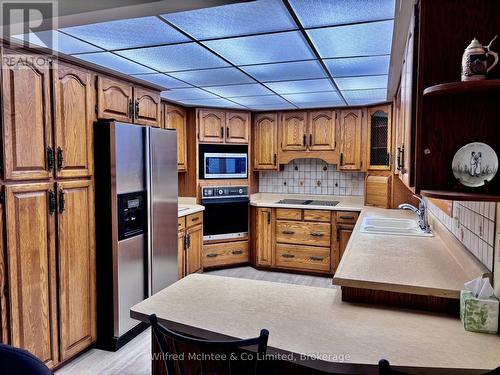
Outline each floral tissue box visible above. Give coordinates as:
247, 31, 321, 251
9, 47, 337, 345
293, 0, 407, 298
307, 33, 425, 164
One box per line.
460, 290, 499, 334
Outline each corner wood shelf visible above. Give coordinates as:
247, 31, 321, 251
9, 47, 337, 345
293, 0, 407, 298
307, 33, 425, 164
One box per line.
423, 79, 500, 96
421, 190, 500, 202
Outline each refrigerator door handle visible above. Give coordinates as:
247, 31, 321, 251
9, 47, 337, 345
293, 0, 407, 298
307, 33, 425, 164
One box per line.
145, 127, 152, 297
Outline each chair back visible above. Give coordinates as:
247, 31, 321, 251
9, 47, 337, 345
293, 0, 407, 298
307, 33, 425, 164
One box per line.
149, 314, 269, 375
0, 344, 53, 375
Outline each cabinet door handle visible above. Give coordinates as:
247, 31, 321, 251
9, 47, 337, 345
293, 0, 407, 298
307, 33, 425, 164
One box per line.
48, 190, 56, 214
220, 126, 224, 138
206, 253, 218, 258
336, 228, 340, 242
191, 217, 199, 222
309, 134, 312, 148
282, 230, 295, 235
58, 189, 65, 213
303, 134, 306, 146
310, 256, 324, 261
339, 215, 354, 220
56, 146, 64, 171
47, 146, 54, 171
397, 147, 402, 170
267, 211, 271, 225
282, 253, 295, 258
187, 234, 191, 249
232, 250, 243, 255
128, 98, 134, 119
226, 126, 230, 139
134, 100, 139, 120
273, 153, 277, 166
310, 232, 324, 237
340, 153, 344, 166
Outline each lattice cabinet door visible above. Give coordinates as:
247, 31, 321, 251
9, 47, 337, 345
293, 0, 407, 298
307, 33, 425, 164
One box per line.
367, 105, 392, 170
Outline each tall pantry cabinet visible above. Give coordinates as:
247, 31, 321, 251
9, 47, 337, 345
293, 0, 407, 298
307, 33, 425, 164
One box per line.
0, 50, 96, 368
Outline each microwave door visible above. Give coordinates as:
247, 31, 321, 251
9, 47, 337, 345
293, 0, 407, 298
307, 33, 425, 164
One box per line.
204, 153, 247, 179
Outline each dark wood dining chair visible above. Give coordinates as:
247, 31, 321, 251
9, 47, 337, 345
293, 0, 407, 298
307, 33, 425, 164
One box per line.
0, 344, 53, 375
378, 359, 409, 374
149, 314, 269, 375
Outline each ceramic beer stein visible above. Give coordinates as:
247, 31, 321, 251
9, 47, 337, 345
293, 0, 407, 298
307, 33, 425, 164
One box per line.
461, 35, 498, 81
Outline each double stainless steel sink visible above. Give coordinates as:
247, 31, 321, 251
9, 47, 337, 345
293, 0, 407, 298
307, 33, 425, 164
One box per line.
276, 199, 339, 207
360, 217, 434, 237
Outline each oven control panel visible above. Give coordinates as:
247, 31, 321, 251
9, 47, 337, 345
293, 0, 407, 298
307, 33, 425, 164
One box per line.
202, 186, 248, 198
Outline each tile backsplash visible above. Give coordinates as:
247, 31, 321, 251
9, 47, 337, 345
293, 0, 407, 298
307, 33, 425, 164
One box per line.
428, 199, 496, 271
259, 159, 365, 196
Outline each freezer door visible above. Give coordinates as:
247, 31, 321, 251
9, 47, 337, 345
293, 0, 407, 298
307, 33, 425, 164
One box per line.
148, 127, 178, 295
115, 123, 145, 194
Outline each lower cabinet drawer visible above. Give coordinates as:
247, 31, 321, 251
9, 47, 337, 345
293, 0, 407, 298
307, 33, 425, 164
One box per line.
203, 241, 249, 268
275, 244, 330, 272
276, 220, 331, 247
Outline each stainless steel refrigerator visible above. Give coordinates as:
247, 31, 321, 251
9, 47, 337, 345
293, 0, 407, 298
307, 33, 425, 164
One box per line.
94, 121, 178, 350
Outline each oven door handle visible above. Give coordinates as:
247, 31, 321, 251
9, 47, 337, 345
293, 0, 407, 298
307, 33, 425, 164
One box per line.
201, 197, 250, 205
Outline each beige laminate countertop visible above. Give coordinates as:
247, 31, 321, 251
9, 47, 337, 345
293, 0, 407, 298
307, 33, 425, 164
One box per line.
333, 207, 488, 298
178, 197, 204, 218
250, 193, 364, 211
131, 274, 500, 374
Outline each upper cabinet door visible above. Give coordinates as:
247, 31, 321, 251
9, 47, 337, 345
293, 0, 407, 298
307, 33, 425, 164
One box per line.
97, 76, 133, 122
367, 105, 392, 170
308, 110, 336, 151
198, 109, 225, 143
280, 112, 307, 151
2, 51, 52, 181
57, 180, 96, 361
339, 109, 363, 170
165, 105, 187, 171
134, 87, 161, 127
53, 64, 93, 179
253, 113, 278, 170
225, 112, 249, 144
5, 183, 59, 368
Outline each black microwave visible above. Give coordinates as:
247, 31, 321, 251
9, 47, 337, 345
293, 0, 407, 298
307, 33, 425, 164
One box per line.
199, 145, 248, 179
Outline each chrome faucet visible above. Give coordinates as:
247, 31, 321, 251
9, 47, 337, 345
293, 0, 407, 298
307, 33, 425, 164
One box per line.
398, 195, 431, 233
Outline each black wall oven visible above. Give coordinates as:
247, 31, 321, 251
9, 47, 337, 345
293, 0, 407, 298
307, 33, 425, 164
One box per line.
201, 186, 249, 241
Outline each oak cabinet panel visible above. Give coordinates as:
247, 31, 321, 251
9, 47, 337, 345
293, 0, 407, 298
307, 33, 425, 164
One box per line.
280, 112, 307, 151
178, 230, 186, 278
367, 105, 392, 170
5, 183, 59, 368
256, 208, 273, 266
275, 244, 330, 272
134, 87, 161, 127
2, 51, 52, 181
186, 224, 203, 275
337, 226, 354, 260
97, 76, 133, 122
339, 109, 363, 170
203, 241, 249, 268
308, 110, 336, 151
57, 180, 96, 361
226, 112, 249, 144
165, 105, 187, 171
276, 220, 331, 247
198, 109, 225, 143
53, 64, 93, 178
253, 113, 278, 170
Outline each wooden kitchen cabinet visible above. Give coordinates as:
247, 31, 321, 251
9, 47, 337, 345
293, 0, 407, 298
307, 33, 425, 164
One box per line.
198, 109, 225, 143
178, 213, 203, 278
226, 112, 249, 144
133, 87, 161, 127
1, 50, 53, 181
334, 211, 359, 268
337, 227, 354, 261
203, 241, 249, 268
0, 191, 7, 344
367, 105, 392, 170
253, 113, 278, 170
255, 208, 273, 266
56, 180, 96, 361
186, 224, 203, 275
4, 183, 59, 368
53, 63, 94, 179
280, 111, 307, 151
96, 76, 133, 122
308, 110, 336, 151
339, 109, 363, 170
164, 104, 187, 171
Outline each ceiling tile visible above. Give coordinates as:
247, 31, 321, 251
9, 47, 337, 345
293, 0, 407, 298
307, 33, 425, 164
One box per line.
179, 98, 246, 109
342, 89, 387, 105
169, 67, 254, 86
131, 73, 191, 89
76, 52, 154, 74
241, 60, 326, 82
325, 55, 390, 77
117, 43, 229, 72
283, 91, 343, 106
249, 103, 297, 111
204, 83, 272, 98
203, 31, 314, 65
13, 31, 102, 54
231, 95, 289, 106
265, 79, 334, 94
161, 88, 219, 101
162, 0, 295, 40
307, 20, 394, 58
289, 0, 395, 28
61, 16, 189, 50
335, 75, 388, 90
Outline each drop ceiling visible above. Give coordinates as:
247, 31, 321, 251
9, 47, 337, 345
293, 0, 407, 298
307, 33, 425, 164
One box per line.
15, 0, 395, 111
